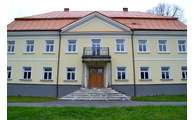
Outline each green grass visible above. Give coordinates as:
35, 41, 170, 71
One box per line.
7, 96, 59, 103
7, 106, 187, 120
131, 95, 187, 102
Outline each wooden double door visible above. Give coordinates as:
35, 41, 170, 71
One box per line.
89, 67, 104, 87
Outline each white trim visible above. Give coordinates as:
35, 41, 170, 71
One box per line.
157, 39, 170, 53
177, 39, 187, 53
181, 65, 187, 79
91, 38, 102, 47
160, 66, 172, 80
115, 38, 127, 53
65, 66, 77, 81
139, 66, 151, 80
7, 66, 12, 80
134, 58, 187, 61
7, 59, 58, 61
24, 39, 35, 53
7, 40, 16, 53
21, 66, 32, 80
115, 66, 128, 80
137, 39, 150, 53
43, 39, 55, 53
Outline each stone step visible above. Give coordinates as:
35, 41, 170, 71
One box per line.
59, 87, 131, 101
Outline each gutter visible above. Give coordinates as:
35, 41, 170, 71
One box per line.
131, 29, 136, 96
56, 30, 62, 97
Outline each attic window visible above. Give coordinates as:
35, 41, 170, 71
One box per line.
132, 21, 136, 24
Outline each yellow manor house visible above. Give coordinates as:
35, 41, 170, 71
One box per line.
7, 8, 187, 97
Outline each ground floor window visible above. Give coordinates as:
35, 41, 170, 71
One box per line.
116, 67, 126, 80
22, 67, 32, 79
140, 67, 150, 80
66, 67, 76, 80
43, 67, 52, 80
161, 67, 171, 79
181, 66, 187, 79
7, 66, 12, 79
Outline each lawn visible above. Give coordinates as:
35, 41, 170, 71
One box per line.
7, 96, 59, 103
7, 106, 187, 120
131, 95, 187, 102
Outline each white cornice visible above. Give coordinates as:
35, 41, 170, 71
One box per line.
133, 31, 187, 36
7, 31, 59, 36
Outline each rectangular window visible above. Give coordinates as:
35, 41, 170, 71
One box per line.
178, 40, 186, 52
7, 41, 15, 53
43, 67, 52, 80
22, 67, 32, 79
161, 67, 171, 79
67, 40, 77, 52
116, 39, 125, 52
117, 67, 126, 80
140, 67, 150, 80
7, 67, 12, 79
158, 40, 168, 52
45, 40, 54, 53
25, 40, 34, 52
66, 67, 76, 80
138, 40, 147, 52
181, 67, 187, 79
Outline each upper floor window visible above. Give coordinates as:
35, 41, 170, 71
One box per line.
161, 67, 172, 80
7, 66, 12, 79
22, 67, 32, 80
25, 40, 34, 53
7, 41, 15, 53
178, 40, 187, 53
140, 67, 150, 80
138, 40, 148, 53
67, 40, 77, 53
44, 40, 54, 53
181, 66, 187, 79
158, 40, 169, 52
116, 39, 125, 52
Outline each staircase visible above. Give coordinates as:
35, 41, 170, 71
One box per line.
59, 87, 131, 101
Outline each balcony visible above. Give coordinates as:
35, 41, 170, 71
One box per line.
82, 47, 111, 62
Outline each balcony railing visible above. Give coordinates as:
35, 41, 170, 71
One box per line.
83, 47, 110, 56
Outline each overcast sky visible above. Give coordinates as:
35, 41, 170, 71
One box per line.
7, 0, 187, 24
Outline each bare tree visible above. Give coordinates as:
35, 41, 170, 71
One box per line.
146, 3, 186, 23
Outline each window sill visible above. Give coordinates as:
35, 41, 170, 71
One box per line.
43, 52, 55, 54
65, 52, 78, 54
20, 79, 32, 81
138, 51, 150, 54
178, 52, 187, 54
40, 79, 53, 82
23, 52, 34, 54
7, 52, 15, 54
115, 51, 128, 54
158, 52, 170, 54
115, 79, 128, 81
64, 80, 77, 82
139, 79, 152, 81
7, 79, 12, 81
160, 79, 173, 81
181, 78, 187, 80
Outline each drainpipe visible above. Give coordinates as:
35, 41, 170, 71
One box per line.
131, 29, 136, 96
56, 30, 62, 97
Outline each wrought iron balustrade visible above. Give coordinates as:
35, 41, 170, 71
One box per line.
83, 47, 109, 56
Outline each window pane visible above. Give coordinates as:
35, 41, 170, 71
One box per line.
182, 67, 187, 70
159, 41, 165, 44
141, 67, 148, 71
47, 41, 54, 44
162, 67, 169, 71
27, 46, 30, 51
118, 72, 121, 79
8, 72, 11, 79
98, 69, 102, 74
182, 45, 186, 51
68, 45, 71, 51
121, 45, 124, 51
7, 67, 11, 70
118, 68, 125, 71
159, 45, 162, 51
145, 72, 149, 79
141, 72, 144, 79
122, 72, 126, 79
68, 68, 75, 71
28, 72, 31, 79
139, 45, 142, 51
166, 72, 169, 79
48, 73, 52, 79
45, 68, 52, 71
90, 69, 95, 74
31, 46, 34, 51
46, 46, 50, 52
162, 72, 165, 79
72, 73, 75, 79
163, 45, 166, 51
143, 45, 146, 51
24, 72, 27, 79
44, 73, 48, 79
67, 73, 71, 79
117, 45, 120, 51
50, 45, 53, 51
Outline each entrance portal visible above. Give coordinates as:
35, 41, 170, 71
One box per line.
89, 67, 104, 87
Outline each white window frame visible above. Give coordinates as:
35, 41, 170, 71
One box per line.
7, 41, 15, 53
161, 66, 172, 80
158, 40, 169, 53
21, 66, 32, 80
24, 40, 35, 53
7, 66, 12, 80
42, 67, 53, 80
116, 66, 128, 81
44, 40, 55, 53
178, 40, 187, 53
115, 39, 126, 53
138, 40, 149, 53
65, 67, 77, 81
139, 66, 151, 80
66, 39, 77, 53
181, 66, 187, 80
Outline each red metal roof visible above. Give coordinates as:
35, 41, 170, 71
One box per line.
7, 11, 187, 31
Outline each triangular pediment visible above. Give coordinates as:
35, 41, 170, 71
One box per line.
61, 12, 131, 32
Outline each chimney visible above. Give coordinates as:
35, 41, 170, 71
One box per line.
123, 7, 128, 12
64, 8, 69, 11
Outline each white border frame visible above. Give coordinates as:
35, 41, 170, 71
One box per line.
7, 66, 12, 80
181, 65, 187, 80
139, 66, 152, 80
20, 66, 32, 81
115, 38, 127, 53
43, 39, 55, 53
177, 39, 187, 53
160, 66, 172, 80
41, 66, 53, 81
64, 66, 77, 81
7, 40, 16, 54
158, 39, 170, 53
115, 66, 128, 81
65, 39, 78, 53
23, 39, 35, 54
137, 39, 150, 54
